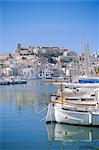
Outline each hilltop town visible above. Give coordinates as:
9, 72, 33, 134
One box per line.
0, 43, 99, 81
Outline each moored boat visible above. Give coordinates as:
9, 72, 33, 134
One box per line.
46, 86, 99, 126
78, 76, 99, 83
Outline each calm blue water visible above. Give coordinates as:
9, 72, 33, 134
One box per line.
0, 80, 99, 150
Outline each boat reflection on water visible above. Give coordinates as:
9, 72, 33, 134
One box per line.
46, 123, 99, 142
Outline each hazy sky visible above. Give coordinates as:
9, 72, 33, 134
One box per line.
0, 0, 99, 54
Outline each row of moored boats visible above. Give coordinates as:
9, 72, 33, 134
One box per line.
0, 77, 27, 85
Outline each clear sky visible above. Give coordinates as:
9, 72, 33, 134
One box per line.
0, 0, 99, 54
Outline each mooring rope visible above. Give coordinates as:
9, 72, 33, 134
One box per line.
36, 106, 48, 114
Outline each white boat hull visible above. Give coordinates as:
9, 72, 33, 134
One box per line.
46, 104, 99, 126
92, 113, 99, 126
46, 103, 56, 122
54, 105, 91, 125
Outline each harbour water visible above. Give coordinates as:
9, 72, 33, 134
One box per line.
0, 80, 99, 150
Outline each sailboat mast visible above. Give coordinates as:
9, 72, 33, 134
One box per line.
84, 40, 91, 76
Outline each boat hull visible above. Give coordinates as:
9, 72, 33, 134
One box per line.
79, 79, 99, 83
46, 103, 56, 123
46, 104, 99, 126
54, 106, 91, 126
92, 113, 99, 126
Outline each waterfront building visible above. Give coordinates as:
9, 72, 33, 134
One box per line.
0, 53, 10, 61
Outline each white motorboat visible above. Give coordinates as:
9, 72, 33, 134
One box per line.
46, 86, 99, 126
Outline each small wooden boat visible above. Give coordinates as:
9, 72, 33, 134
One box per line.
46, 84, 99, 126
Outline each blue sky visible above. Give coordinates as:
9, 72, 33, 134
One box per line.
0, 0, 99, 54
